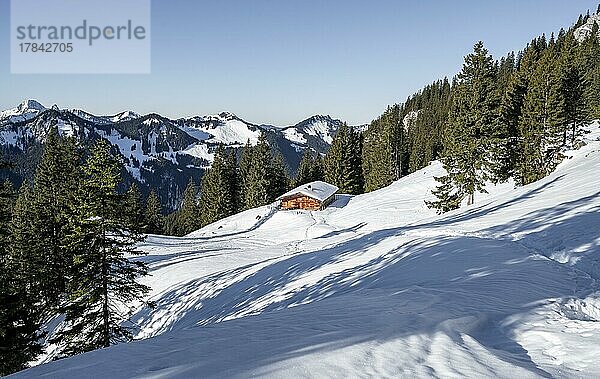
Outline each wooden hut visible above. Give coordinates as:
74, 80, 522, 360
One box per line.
277, 181, 339, 211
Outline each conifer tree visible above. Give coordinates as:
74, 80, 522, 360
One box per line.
311, 153, 325, 183
295, 150, 316, 187
294, 150, 324, 187
582, 22, 600, 118
325, 123, 364, 194
243, 136, 272, 209
144, 190, 163, 234
26, 128, 80, 306
268, 152, 290, 199
241, 135, 289, 209
178, 178, 201, 235
517, 49, 565, 185
199, 146, 238, 227
1, 180, 44, 375
54, 140, 149, 357
239, 140, 253, 192
123, 183, 144, 232
428, 42, 500, 211
559, 35, 591, 144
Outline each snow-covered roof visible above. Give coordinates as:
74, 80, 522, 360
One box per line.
277, 181, 339, 202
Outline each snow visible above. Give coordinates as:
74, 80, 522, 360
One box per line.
0, 99, 46, 123
184, 115, 261, 146
95, 128, 157, 181
277, 180, 339, 202
302, 119, 336, 144
181, 143, 214, 166
10, 123, 600, 378
403, 110, 420, 131
282, 127, 307, 144
575, 12, 600, 43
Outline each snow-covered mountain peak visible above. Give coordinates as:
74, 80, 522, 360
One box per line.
111, 110, 141, 123
0, 99, 47, 123
575, 12, 600, 42
18, 99, 46, 112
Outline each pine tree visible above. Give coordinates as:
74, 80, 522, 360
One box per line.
26, 128, 80, 306
517, 49, 565, 185
560, 34, 590, 145
239, 140, 254, 198
268, 152, 290, 199
362, 110, 395, 192
429, 42, 500, 211
311, 153, 325, 183
295, 150, 317, 187
241, 135, 289, 209
294, 151, 325, 187
1, 180, 44, 375
325, 123, 364, 194
199, 146, 238, 227
123, 183, 144, 232
54, 140, 149, 357
582, 22, 600, 118
144, 190, 163, 234
179, 178, 200, 235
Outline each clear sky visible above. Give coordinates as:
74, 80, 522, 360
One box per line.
1, 0, 598, 125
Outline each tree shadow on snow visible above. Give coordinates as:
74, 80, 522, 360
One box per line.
122, 182, 600, 378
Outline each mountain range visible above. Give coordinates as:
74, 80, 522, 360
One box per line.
0, 100, 358, 210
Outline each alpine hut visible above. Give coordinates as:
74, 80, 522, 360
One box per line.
277, 181, 339, 211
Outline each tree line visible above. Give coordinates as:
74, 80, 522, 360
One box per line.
361, 11, 600, 212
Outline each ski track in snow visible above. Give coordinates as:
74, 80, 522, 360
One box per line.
11, 123, 600, 378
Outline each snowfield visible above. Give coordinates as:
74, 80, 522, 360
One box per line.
11, 124, 600, 378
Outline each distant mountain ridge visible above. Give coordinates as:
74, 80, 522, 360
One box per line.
0, 99, 362, 210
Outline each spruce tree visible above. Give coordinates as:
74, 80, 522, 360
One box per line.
325, 123, 364, 194
199, 146, 238, 227
27, 128, 80, 305
295, 150, 317, 187
311, 153, 325, 183
1, 180, 44, 375
559, 35, 591, 144
268, 152, 290, 199
582, 22, 600, 118
517, 49, 565, 184
179, 178, 201, 235
244, 136, 272, 209
144, 190, 163, 234
428, 42, 500, 211
54, 140, 149, 357
123, 183, 144, 232
295, 151, 325, 187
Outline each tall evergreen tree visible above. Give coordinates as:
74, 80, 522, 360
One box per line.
294, 150, 325, 187
517, 49, 566, 185
123, 183, 144, 232
178, 178, 201, 235
559, 34, 591, 144
325, 123, 364, 194
144, 190, 163, 234
1, 180, 44, 375
199, 146, 238, 227
54, 140, 149, 357
26, 128, 80, 306
428, 42, 501, 211
242, 135, 289, 209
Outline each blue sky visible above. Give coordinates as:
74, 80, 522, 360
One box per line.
1, 0, 598, 125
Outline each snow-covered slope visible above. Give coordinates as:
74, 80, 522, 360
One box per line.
12, 123, 600, 378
